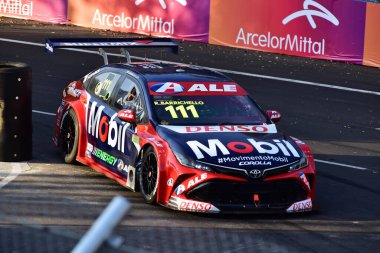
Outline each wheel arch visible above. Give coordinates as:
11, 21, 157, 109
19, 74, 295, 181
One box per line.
136, 140, 169, 204
60, 101, 88, 161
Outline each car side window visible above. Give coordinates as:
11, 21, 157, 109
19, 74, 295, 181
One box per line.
114, 77, 146, 123
88, 71, 122, 103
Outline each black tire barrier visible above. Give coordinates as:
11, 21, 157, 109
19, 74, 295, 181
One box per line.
0, 62, 32, 161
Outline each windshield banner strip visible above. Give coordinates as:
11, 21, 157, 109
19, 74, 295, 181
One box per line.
161, 124, 277, 134
148, 82, 248, 96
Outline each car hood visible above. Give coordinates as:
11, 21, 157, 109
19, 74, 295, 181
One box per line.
156, 125, 303, 173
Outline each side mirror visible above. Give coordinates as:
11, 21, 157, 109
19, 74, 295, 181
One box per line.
266, 110, 282, 123
118, 109, 136, 123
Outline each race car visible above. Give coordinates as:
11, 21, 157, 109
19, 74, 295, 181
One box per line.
49, 38, 316, 213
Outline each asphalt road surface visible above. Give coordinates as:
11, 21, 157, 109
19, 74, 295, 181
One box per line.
0, 18, 379, 253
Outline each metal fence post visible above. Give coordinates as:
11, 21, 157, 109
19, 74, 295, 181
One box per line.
0, 62, 32, 161
71, 195, 131, 253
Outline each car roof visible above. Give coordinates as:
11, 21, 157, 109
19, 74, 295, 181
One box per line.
108, 62, 232, 82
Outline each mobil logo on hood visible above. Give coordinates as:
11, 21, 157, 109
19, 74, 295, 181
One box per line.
187, 138, 300, 159
185, 137, 302, 169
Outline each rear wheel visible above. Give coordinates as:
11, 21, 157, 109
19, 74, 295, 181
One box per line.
139, 147, 159, 204
60, 109, 79, 164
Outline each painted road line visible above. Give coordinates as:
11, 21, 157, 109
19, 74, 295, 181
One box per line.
32, 109, 56, 116
0, 163, 23, 189
1, 37, 380, 96
315, 159, 368, 171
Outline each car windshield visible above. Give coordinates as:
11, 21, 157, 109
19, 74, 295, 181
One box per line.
151, 95, 268, 125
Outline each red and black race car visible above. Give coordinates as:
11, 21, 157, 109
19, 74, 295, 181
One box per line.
48, 38, 316, 213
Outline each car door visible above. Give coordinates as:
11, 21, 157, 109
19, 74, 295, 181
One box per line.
85, 69, 126, 174
109, 75, 148, 179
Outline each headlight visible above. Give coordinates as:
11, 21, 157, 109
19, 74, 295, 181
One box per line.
288, 155, 308, 172
173, 151, 213, 172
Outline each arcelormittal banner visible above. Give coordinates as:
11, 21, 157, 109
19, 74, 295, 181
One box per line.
0, 0, 67, 23
1, 0, 379, 67
363, 3, 380, 67
68, 0, 210, 42
209, 0, 367, 64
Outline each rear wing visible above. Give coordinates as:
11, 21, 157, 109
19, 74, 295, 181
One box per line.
45, 38, 179, 64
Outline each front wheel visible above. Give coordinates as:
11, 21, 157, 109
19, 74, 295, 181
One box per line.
139, 147, 159, 204
60, 109, 79, 164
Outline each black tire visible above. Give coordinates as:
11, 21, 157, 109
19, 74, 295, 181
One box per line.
139, 146, 159, 204
60, 109, 79, 164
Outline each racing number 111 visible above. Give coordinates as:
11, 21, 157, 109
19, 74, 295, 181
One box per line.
165, 105, 199, 118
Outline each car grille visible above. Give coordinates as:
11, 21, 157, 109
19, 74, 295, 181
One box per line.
186, 179, 308, 212
212, 164, 291, 180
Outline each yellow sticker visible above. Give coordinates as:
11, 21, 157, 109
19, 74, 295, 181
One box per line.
164, 105, 199, 119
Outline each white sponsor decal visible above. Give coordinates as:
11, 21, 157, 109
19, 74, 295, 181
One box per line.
174, 173, 207, 195
85, 143, 94, 158
151, 82, 238, 94
92, 10, 175, 35
286, 198, 312, 213
117, 159, 124, 171
188, 83, 237, 92
235, 1, 339, 56
187, 173, 207, 188
87, 101, 130, 153
0, 0, 33, 16
239, 161, 271, 166
169, 197, 220, 213
175, 184, 186, 195
218, 155, 289, 164
161, 124, 277, 134
187, 139, 229, 159
236, 29, 325, 55
187, 139, 300, 159
282, 0, 339, 29
83, 69, 101, 83
154, 82, 184, 94
299, 172, 311, 191
167, 178, 174, 187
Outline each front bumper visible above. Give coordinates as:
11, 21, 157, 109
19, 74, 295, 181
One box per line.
167, 177, 313, 213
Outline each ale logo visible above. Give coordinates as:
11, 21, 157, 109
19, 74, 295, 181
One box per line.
282, 0, 339, 29
150, 82, 185, 94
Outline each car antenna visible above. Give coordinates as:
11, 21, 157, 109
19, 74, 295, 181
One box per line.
98, 48, 108, 65
120, 48, 131, 63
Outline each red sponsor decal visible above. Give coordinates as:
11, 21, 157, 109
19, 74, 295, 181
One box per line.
117, 109, 136, 122
99, 116, 109, 142
227, 142, 254, 154
134, 40, 154, 44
